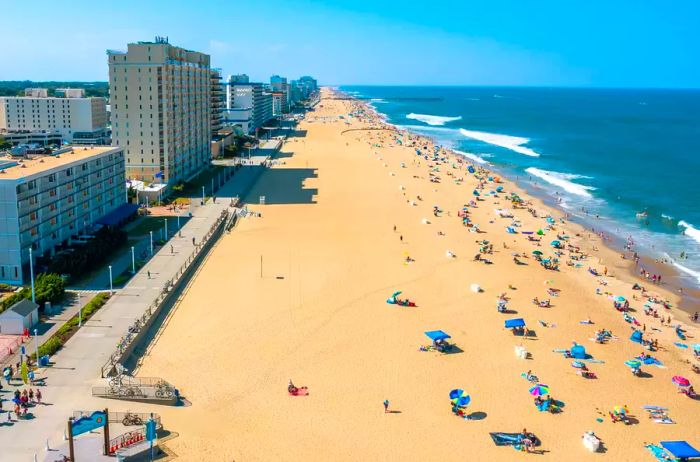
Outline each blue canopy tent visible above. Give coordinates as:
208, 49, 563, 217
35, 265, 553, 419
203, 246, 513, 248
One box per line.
425, 330, 451, 342
660, 441, 700, 460
571, 344, 587, 359
630, 330, 644, 344
504, 318, 526, 329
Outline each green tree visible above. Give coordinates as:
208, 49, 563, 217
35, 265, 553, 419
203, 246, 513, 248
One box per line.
34, 273, 66, 305
0, 135, 11, 150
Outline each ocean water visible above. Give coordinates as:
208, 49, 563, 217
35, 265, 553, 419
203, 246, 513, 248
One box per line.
340, 86, 700, 286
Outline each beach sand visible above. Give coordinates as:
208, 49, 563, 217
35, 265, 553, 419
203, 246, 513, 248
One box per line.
136, 89, 699, 461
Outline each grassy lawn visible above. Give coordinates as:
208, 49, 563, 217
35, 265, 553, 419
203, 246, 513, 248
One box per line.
127, 216, 172, 237
173, 166, 227, 201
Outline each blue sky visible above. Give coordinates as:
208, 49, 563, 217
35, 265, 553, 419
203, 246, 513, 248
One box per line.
2, 0, 698, 87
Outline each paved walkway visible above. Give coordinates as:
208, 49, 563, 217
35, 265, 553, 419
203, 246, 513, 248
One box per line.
0, 162, 271, 460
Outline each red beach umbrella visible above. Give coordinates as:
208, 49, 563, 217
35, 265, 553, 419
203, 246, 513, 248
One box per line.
672, 376, 690, 387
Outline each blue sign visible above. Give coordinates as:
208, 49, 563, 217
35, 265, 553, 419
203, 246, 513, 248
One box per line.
72, 411, 107, 436
145, 419, 157, 442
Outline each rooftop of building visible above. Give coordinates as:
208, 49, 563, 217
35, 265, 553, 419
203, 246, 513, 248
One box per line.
0, 146, 121, 180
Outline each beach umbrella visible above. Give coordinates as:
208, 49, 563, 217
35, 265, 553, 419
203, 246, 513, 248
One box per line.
529, 384, 550, 396
532, 250, 543, 256
625, 360, 641, 369
536, 229, 544, 235
449, 389, 471, 407
473, 190, 480, 196
550, 240, 561, 247
615, 296, 626, 303
672, 376, 690, 387
612, 405, 628, 415
391, 291, 402, 298
572, 360, 585, 368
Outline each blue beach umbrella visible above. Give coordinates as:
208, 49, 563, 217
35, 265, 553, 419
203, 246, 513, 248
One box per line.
473, 190, 480, 196
529, 384, 550, 396
550, 240, 561, 247
615, 296, 626, 303
449, 389, 471, 407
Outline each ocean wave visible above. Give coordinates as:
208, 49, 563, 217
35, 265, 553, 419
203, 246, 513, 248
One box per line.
665, 254, 700, 285
370, 98, 387, 103
679, 220, 700, 245
406, 113, 463, 126
525, 167, 595, 198
459, 128, 540, 157
454, 150, 490, 164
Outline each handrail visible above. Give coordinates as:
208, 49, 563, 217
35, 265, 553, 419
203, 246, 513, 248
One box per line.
101, 209, 229, 377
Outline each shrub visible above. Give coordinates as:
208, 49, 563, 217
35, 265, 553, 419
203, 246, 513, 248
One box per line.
37, 337, 63, 357
34, 273, 65, 305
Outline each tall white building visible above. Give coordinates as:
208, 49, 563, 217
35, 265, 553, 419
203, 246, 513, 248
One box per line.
0, 146, 126, 284
0, 94, 109, 145
108, 37, 211, 185
226, 81, 273, 134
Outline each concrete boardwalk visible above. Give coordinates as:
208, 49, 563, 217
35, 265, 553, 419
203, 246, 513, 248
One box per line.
0, 163, 269, 461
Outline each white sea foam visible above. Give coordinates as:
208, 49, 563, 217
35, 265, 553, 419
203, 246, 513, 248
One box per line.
454, 150, 490, 164
525, 167, 595, 198
370, 98, 387, 103
665, 253, 700, 285
661, 214, 674, 220
406, 113, 463, 126
679, 221, 700, 245
459, 128, 540, 157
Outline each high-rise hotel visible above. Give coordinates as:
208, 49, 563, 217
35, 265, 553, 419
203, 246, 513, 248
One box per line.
107, 37, 211, 186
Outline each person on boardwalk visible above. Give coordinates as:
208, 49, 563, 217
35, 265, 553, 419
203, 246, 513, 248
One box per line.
36, 388, 42, 404
383, 399, 390, 413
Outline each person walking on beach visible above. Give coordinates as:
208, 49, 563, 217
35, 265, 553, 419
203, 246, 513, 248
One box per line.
399, 235, 403, 242
35, 388, 42, 404
383, 399, 390, 413
147, 271, 151, 279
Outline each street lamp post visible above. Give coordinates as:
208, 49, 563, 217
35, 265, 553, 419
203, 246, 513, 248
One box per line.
34, 329, 38, 362
201, 186, 205, 204
108, 265, 113, 294
211, 178, 214, 195
150, 231, 154, 255
131, 246, 136, 274
164, 218, 168, 239
29, 247, 36, 303
78, 292, 82, 327
177, 214, 180, 230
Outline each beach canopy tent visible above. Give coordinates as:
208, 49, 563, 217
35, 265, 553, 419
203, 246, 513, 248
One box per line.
630, 330, 644, 343
425, 330, 451, 342
571, 345, 587, 359
504, 318, 526, 329
0, 299, 39, 335
660, 441, 700, 460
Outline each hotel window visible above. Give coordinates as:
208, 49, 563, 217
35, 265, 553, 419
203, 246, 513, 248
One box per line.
66, 168, 73, 177
50, 217, 57, 225
29, 196, 37, 205
30, 211, 38, 221
49, 188, 57, 197
28, 180, 36, 190
30, 227, 38, 236
49, 203, 56, 211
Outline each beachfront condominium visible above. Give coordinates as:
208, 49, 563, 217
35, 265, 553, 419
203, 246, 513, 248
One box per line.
225, 79, 273, 134
0, 146, 126, 285
107, 37, 211, 186
270, 75, 289, 113
0, 90, 109, 145
210, 68, 225, 137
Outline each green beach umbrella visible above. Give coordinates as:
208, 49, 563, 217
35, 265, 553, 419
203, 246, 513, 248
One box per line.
532, 250, 543, 256
624, 360, 641, 369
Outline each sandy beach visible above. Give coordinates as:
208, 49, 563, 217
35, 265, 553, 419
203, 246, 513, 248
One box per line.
136, 89, 699, 461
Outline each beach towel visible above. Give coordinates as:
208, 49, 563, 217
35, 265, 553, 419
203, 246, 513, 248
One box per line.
645, 444, 669, 462
489, 432, 521, 446
674, 342, 689, 349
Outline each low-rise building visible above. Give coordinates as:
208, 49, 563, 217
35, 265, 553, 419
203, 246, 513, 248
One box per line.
0, 146, 126, 284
